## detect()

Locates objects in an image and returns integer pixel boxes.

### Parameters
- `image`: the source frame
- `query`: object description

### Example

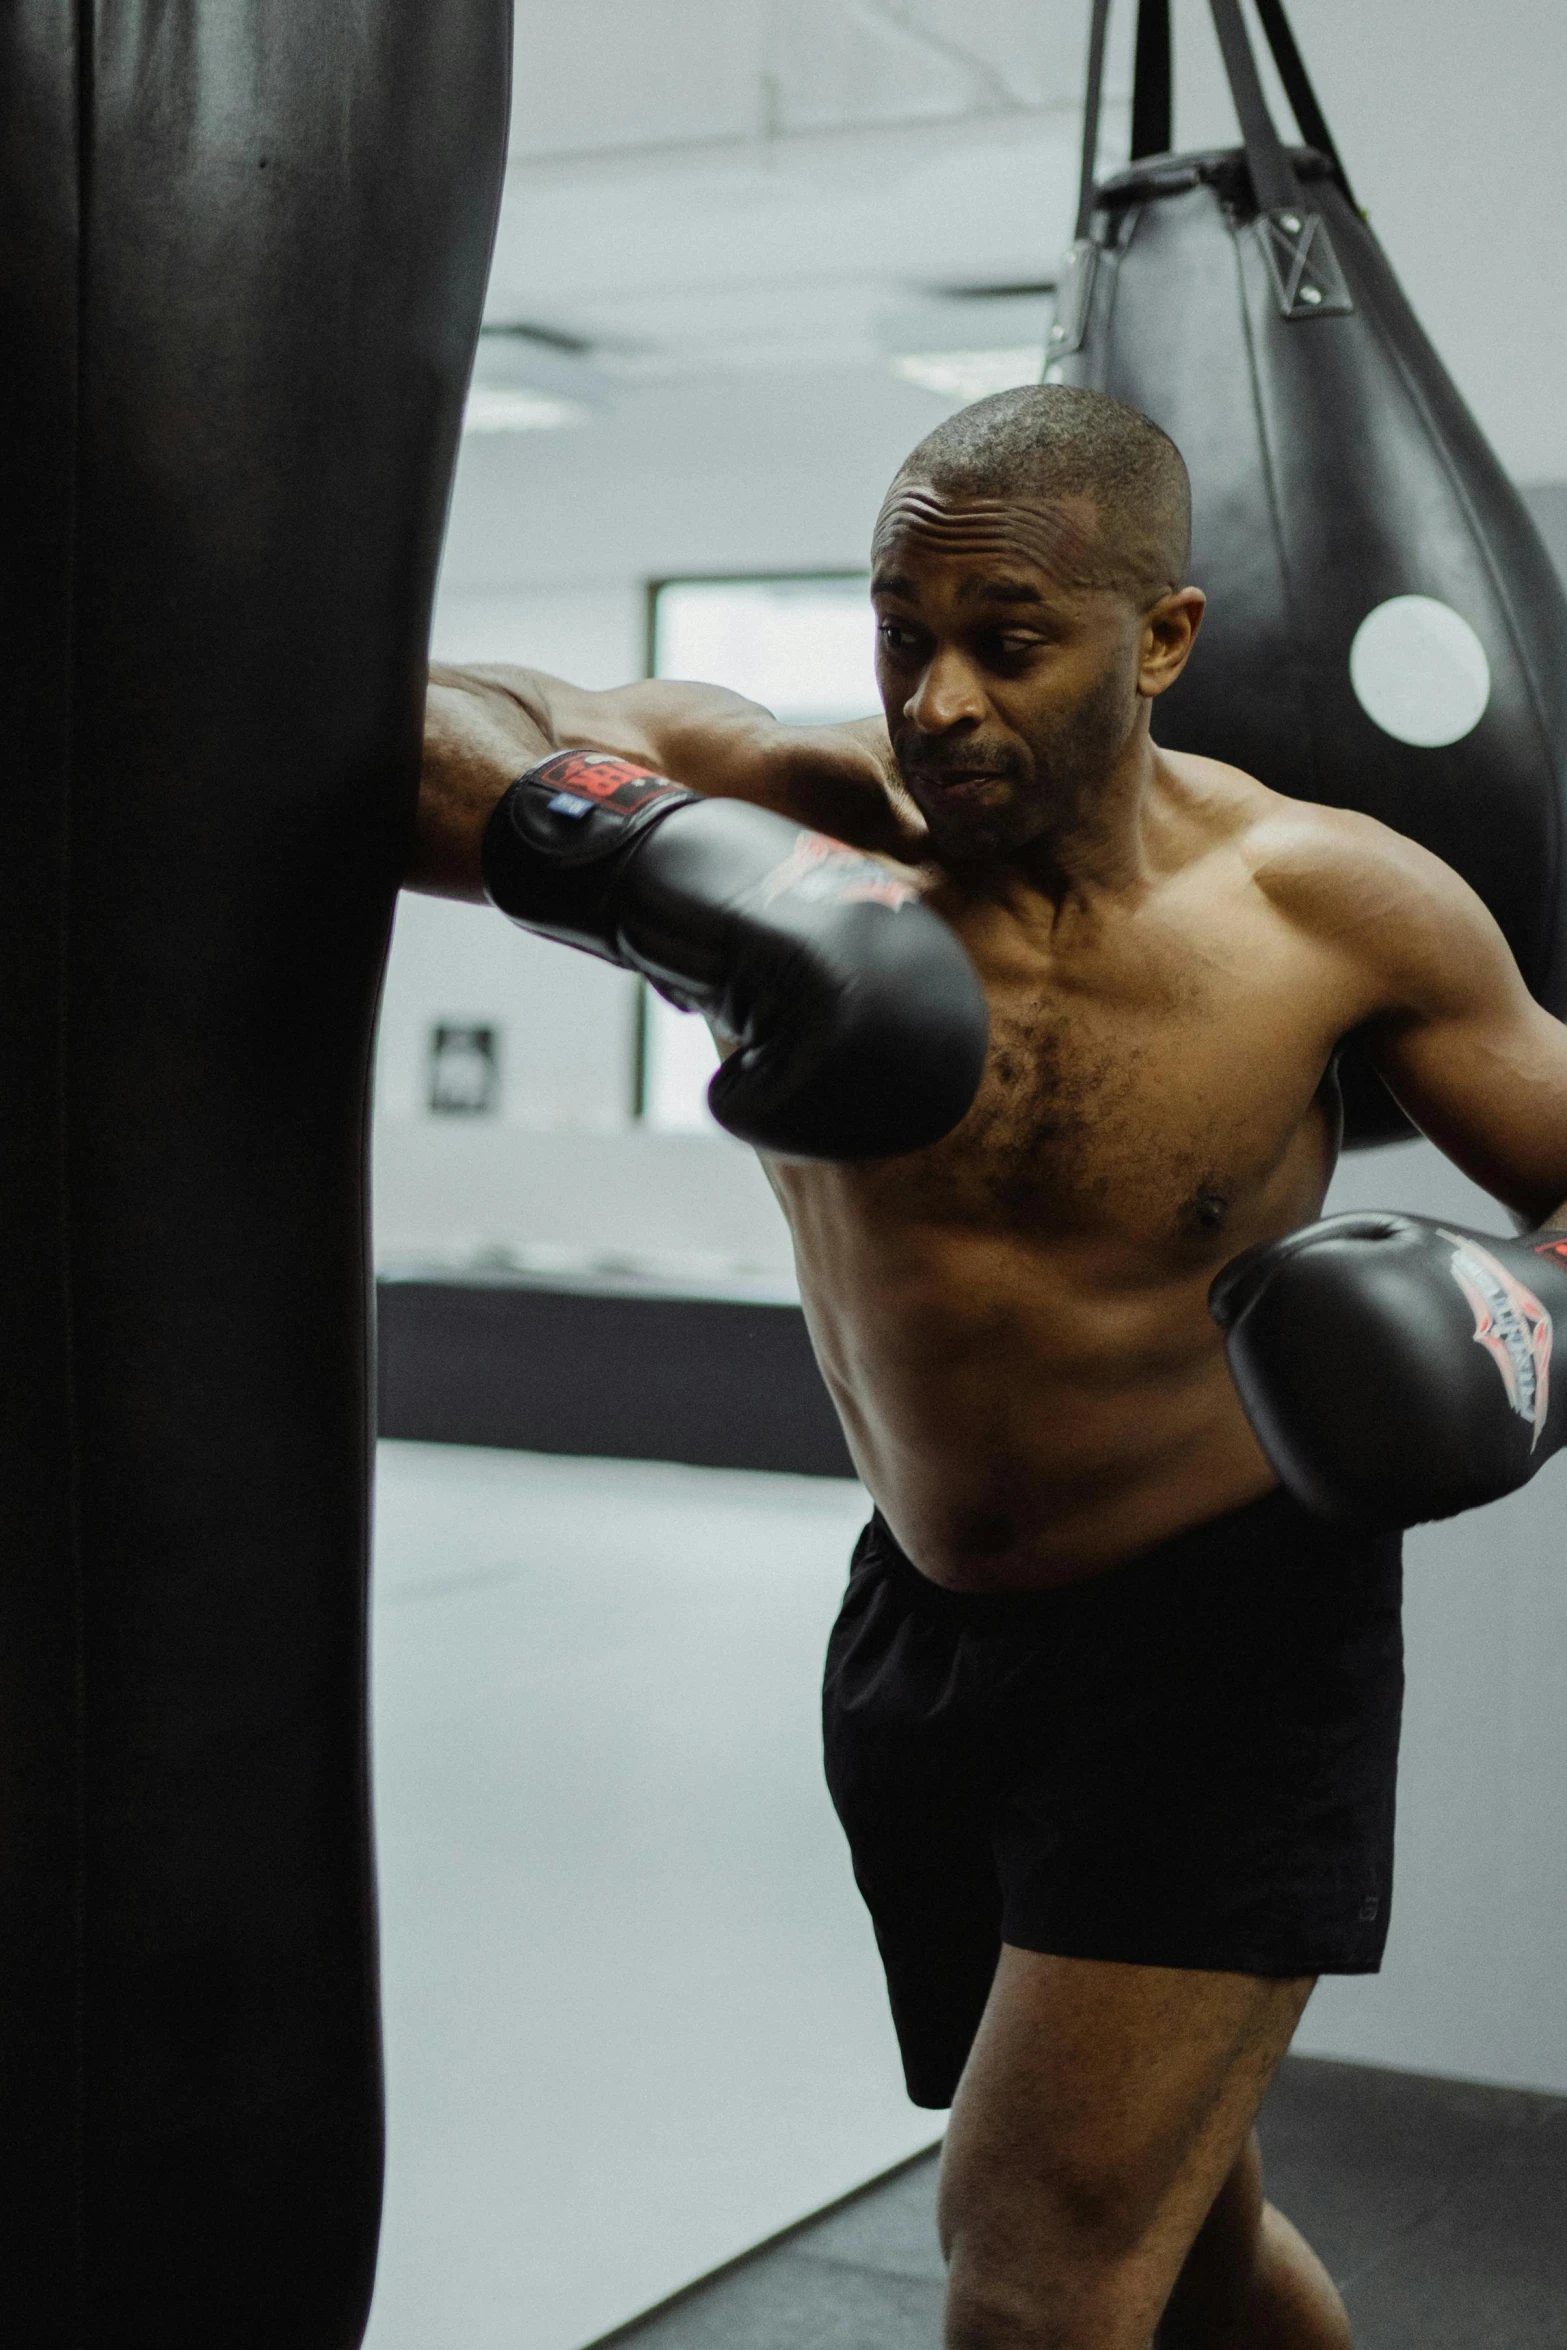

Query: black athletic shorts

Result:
[822,1489,1404,2109]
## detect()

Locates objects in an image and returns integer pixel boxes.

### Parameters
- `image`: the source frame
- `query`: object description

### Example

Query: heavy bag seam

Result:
[354,0,517,2192]
[65,0,93,2335]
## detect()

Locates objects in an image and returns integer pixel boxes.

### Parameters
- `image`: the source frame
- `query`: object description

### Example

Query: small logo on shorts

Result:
[1442,1233,1552,1448]
[1358,1896,1379,1923]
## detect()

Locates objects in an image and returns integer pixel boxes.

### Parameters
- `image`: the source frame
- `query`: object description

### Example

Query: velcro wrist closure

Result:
[481,750,695,960]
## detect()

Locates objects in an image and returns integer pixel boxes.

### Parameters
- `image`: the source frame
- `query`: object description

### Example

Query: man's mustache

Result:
[897,746,1031,786]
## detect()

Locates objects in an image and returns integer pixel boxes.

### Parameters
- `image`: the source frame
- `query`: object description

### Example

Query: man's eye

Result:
[877,623,921,654]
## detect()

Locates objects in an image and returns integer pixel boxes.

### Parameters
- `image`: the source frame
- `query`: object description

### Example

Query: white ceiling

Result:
[506,0,1092,158]
[473,0,1567,482]
[483,0,1111,383]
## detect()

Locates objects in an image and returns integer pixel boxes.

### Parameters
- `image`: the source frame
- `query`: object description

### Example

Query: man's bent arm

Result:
[410,662,913,901]
[1321,817,1567,1224]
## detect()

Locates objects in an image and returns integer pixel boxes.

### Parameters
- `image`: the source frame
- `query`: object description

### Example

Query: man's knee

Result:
[937,2117,1275,2350]
[943,2249,1159,2350]
[940,2167,1168,2350]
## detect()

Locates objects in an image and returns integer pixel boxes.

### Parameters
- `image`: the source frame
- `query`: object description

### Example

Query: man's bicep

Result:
[1366,869,1567,1220]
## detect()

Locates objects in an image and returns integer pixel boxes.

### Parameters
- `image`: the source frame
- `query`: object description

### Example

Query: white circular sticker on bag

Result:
[1349,595,1491,747]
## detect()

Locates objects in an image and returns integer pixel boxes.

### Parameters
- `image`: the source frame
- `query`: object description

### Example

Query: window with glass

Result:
[641,572,878,1130]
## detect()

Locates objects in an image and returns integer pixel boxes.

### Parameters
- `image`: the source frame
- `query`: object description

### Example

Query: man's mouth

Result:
[915,769,1009,801]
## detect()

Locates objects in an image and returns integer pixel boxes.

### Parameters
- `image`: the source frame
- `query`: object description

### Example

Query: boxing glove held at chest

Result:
[481,750,990,1159]
[1210,1212,1567,1526]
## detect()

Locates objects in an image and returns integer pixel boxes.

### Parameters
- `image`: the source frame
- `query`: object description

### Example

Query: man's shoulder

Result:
[1173,757,1495,1004]
[1158,749,1455,921]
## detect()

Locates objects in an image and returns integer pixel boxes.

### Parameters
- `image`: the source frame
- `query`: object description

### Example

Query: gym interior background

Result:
[366,5,1567,2346]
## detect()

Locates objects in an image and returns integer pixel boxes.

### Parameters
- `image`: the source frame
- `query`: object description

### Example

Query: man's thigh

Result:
[938,1946,1312,2343]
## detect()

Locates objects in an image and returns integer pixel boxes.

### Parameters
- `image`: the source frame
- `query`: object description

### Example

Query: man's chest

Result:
[890,896,1346,1244]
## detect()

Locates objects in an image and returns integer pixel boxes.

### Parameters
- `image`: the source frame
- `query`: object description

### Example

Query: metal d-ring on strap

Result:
[1057,0,1356,355]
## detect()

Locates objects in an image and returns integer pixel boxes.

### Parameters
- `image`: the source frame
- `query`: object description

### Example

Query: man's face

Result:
[870,481,1155,860]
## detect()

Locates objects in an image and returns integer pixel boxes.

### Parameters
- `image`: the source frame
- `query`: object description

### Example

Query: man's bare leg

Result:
[937,1948,1349,2350]
[1158,2131,1350,2348]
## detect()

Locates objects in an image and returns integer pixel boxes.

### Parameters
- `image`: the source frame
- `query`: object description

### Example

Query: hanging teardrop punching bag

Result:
[1049,0,1567,1144]
[0,5,507,2345]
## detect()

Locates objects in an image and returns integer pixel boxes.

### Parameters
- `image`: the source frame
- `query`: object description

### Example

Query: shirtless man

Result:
[412,385,1567,2349]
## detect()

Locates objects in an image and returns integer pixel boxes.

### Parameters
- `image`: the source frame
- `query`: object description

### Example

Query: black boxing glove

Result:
[481,749,989,1159]
[1210,1211,1567,1526]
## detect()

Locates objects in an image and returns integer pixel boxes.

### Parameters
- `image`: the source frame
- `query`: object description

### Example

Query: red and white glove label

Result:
[755,829,918,914]
[1443,1232,1552,1446]
[524,749,679,819]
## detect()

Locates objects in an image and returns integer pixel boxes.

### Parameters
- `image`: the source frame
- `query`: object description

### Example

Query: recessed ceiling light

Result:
[462,386,591,434]
[890,347,1043,404]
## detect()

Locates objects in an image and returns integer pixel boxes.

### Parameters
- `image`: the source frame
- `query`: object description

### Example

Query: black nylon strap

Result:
[1130,0,1171,159]
[1253,0,1356,203]
[1074,0,1113,239]
[1206,0,1299,212]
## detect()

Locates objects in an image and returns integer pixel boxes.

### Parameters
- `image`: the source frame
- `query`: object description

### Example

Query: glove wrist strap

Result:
[481,750,695,962]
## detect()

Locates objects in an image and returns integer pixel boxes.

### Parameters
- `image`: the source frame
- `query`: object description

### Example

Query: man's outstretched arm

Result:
[404,661,989,1163]
[411,662,913,901]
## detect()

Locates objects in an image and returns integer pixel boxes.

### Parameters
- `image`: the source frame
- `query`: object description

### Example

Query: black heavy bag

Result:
[1050,0,1567,1143]
[0,5,508,2344]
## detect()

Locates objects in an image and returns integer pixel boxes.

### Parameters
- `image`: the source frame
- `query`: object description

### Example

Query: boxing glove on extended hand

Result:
[1211,1212,1567,1526]
[481,750,989,1158]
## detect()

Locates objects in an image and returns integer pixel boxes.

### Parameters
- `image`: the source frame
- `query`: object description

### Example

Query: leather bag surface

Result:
[1051,0,1567,1143]
[0,4,509,2341]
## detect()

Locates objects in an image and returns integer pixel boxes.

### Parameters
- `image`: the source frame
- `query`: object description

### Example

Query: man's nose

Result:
[905,646,986,733]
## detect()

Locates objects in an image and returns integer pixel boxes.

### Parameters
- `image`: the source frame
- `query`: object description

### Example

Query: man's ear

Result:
[1138,586,1206,698]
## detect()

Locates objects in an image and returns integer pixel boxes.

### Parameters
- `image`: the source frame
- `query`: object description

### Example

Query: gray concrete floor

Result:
[363,1445,935,2350]
[604,2057,1567,2349]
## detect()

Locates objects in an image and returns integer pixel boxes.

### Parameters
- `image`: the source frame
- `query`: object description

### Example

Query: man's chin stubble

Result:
[921,806,1041,861]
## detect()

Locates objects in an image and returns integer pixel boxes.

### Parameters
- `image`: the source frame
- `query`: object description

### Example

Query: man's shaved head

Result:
[867,385,1206,862]
[878,384,1192,605]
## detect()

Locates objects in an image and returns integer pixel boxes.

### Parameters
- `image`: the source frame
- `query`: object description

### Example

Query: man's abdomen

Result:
[798,1239,1283,1592]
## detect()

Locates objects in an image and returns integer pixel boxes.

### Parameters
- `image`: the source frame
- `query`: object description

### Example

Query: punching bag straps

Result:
[1206,0,1355,320]
[1051,0,1355,369]
[1130,0,1172,162]
[1073,0,1351,217]
[1253,0,1357,206]
[1206,0,1300,213]
[1073,0,1113,242]
[1049,0,1113,370]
